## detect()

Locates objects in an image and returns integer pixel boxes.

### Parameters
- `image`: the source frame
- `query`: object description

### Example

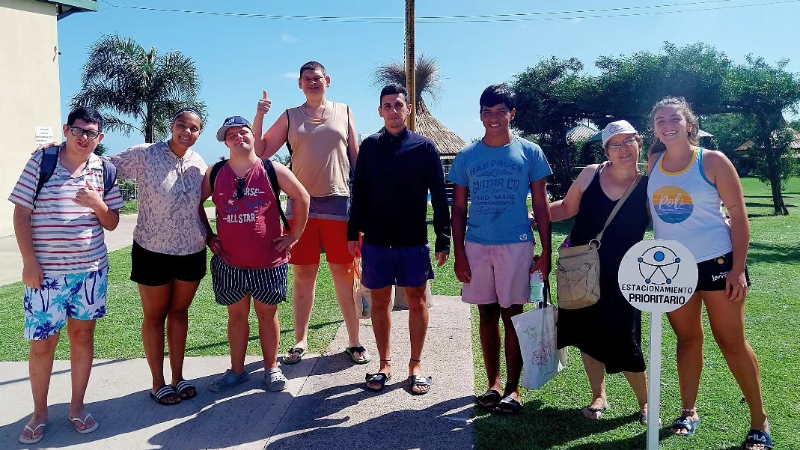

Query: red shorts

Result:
[288,218,354,265]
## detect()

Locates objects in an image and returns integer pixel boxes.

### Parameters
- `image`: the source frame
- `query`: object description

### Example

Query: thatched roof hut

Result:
[414,99,467,156]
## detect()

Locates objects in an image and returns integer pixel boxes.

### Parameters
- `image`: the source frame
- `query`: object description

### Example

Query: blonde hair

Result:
[648,96,699,157]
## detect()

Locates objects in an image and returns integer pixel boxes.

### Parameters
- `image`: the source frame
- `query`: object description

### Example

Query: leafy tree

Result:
[700,113,758,176]
[93,142,108,156]
[272,153,291,166]
[511,42,800,213]
[510,57,593,197]
[727,56,800,214]
[71,34,206,143]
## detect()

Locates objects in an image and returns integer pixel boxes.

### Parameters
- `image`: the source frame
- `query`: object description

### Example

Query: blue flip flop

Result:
[670,416,701,437]
[743,429,773,449]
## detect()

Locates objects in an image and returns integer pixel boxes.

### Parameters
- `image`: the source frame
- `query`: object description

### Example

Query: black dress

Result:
[556,169,649,374]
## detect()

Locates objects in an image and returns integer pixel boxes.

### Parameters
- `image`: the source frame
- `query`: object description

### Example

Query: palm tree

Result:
[373,54,466,156]
[71,34,206,143]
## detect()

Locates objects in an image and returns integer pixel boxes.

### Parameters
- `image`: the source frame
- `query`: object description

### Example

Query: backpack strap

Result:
[261,159,290,231]
[285,109,293,156]
[101,158,117,198]
[209,160,227,192]
[33,146,60,206]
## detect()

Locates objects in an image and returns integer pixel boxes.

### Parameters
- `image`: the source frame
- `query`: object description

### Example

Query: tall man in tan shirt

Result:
[253,61,369,365]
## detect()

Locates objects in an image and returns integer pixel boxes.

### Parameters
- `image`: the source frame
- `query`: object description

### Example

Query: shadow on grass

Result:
[473,400,658,450]
[747,242,800,265]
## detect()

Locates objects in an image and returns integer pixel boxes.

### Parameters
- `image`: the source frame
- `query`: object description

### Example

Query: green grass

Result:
[0,230,345,362]
[120,200,213,215]
[460,177,800,449]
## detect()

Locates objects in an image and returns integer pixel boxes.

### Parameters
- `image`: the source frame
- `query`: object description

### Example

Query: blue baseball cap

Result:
[216,116,252,142]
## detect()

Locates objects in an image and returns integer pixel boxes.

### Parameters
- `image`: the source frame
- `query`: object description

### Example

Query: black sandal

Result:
[365,373,391,392]
[173,380,197,400]
[408,375,433,395]
[493,396,522,414]
[476,389,503,409]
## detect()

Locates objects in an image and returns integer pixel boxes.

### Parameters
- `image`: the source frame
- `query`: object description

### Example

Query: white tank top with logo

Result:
[648,148,732,262]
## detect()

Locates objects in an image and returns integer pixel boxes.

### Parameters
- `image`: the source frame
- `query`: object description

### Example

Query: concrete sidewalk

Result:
[0,297,475,450]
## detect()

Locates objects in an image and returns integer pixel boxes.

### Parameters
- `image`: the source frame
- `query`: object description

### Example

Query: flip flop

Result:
[149,385,181,406]
[493,396,522,414]
[743,429,774,449]
[283,347,306,365]
[365,373,391,392]
[408,375,433,395]
[19,421,47,444]
[670,416,701,437]
[582,404,609,420]
[173,380,197,400]
[476,389,503,409]
[345,346,371,364]
[69,413,99,434]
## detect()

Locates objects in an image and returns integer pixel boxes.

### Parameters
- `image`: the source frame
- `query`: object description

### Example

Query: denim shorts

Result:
[361,243,434,290]
[23,267,109,340]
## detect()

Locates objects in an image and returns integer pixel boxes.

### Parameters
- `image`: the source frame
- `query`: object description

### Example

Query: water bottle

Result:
[529,271,544,303]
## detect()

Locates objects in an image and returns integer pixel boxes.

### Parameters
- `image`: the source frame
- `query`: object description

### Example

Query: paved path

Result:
[0,297,474,450]
[0,209,476,449]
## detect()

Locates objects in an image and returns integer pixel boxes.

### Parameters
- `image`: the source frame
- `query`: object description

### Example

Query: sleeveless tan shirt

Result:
[287,101,351,197]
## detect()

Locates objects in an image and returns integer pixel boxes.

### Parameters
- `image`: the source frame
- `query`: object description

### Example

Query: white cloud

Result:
[281,34,298,43]
[283,72,297,79]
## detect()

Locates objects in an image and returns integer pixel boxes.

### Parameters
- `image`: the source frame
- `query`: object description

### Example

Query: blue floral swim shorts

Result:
[23,267,109,340]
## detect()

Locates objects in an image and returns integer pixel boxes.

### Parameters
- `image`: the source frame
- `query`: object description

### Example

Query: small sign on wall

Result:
[35,127,54,146]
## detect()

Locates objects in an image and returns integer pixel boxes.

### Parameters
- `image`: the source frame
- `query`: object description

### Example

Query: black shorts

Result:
[130,241,207,286]
[211,255,288,306]
[696,251,751,292]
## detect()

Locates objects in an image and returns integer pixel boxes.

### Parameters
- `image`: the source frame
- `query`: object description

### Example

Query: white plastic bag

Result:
[511,302,567,390]
[353,258,372,319]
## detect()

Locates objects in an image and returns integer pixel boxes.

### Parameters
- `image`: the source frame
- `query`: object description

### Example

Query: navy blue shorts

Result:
[361,243,434,290]
[696,251,751,292]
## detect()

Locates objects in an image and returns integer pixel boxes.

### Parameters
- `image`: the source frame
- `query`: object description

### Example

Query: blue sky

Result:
[56,0,800,162]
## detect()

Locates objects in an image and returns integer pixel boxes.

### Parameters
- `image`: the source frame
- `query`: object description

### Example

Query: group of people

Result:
[10,60,772,450]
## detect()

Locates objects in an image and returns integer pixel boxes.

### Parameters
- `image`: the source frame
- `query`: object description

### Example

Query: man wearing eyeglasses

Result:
[199,116,309,393]
[10,106,124,444]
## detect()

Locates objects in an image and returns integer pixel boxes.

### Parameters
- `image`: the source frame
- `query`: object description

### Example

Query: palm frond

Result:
[373,53,442,105]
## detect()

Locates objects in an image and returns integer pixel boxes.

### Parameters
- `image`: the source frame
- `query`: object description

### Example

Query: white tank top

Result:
[648,148,732,262]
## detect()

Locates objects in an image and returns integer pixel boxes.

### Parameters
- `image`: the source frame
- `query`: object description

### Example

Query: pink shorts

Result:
[461,241,534,309]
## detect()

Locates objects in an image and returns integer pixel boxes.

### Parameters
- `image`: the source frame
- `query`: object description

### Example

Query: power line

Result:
[98,0,800,24]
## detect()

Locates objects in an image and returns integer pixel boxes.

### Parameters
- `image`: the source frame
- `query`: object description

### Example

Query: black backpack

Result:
[33,145,117,206]
[209,158,290,231]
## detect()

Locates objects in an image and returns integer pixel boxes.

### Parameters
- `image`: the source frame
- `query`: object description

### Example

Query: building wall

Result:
[0,0,61,236]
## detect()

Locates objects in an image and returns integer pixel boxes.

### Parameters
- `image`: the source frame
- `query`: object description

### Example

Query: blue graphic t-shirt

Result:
[448,137,552,245]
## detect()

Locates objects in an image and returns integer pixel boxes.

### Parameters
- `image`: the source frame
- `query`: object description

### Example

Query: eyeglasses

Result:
[608,137,637,151]
[67,126,100,140]
[236,178,246,200]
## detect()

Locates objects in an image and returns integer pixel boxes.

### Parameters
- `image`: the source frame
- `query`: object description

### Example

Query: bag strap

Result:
[101,158,116,198]
[34,146,60,205]
[261,159,290,231]
[285,109,293,155]
[594,169,641,243]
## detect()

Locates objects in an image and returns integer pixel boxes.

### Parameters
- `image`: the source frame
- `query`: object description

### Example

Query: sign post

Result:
[618,240,697,450]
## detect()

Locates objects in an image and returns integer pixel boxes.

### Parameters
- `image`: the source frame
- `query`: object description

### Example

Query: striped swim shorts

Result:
[210,255,288,306]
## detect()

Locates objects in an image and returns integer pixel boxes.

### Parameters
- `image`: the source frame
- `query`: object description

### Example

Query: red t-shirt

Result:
[213,161,288,269]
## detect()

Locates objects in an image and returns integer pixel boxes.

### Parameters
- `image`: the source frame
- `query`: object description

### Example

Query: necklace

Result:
[303,101,327,124]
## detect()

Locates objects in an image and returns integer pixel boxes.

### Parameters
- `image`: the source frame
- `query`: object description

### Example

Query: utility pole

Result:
[405,0,416,131]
